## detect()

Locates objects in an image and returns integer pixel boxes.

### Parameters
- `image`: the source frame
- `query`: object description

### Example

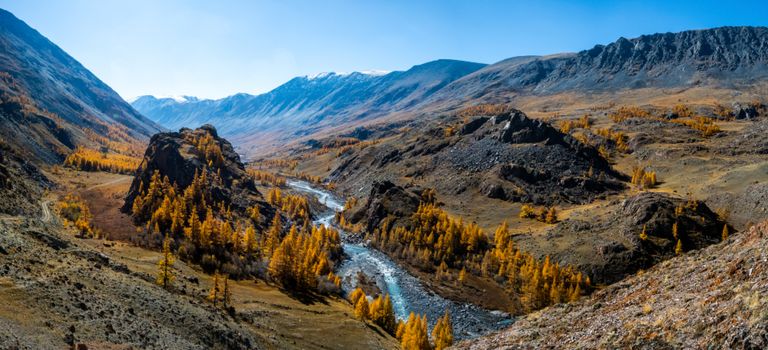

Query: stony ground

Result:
[453,221,768,349]
[0,171,398,350]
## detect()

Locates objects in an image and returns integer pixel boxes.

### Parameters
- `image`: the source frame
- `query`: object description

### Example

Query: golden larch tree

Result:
[156,235,175,289]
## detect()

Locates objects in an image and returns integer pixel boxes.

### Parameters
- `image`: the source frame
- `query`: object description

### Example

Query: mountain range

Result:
[133,26,768,157]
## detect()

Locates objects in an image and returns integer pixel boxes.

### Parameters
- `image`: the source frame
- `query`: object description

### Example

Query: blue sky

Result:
[1,0,767,100]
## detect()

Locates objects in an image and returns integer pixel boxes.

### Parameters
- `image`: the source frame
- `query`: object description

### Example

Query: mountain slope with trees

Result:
[0,9,162,164]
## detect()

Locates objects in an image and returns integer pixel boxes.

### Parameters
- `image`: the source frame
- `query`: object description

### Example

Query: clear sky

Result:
[1,0,767,100]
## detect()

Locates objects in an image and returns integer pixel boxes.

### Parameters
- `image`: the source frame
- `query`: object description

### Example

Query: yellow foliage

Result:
[156,235,175,289]
[639,224,648,241]
[247,169,286,186]
[372,201,587,314]
[64,147,141,174]
[519,204,557,224]
[58,193,96,237]
[400,313,430,350]
[369,294,397,334]
[631,166,657,189]
[609,105,651,122]
[268,224,341,290]
[672,104,695,118]
[354,296,369,320]
[559,115,591,133]
[432,311,453,350]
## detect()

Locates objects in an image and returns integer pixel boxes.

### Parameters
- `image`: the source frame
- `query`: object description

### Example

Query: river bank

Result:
[287,180,513,339]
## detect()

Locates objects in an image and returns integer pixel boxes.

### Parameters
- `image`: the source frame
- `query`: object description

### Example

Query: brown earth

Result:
[453,221,768,350]
[0,170,397,350]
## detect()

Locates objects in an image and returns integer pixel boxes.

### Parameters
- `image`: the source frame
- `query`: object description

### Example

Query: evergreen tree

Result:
[208,271,221,306]
[354,295,369,320]
[722,224,729,241]
[639,224,648,240]
[156,235,175,289]
[222,275,232,308]
[432,311,453,350]
[401,313,430,350]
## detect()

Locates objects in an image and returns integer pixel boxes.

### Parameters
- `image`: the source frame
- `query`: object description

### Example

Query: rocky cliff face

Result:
[122,125,261,214]
[456,221,768,349]
[432,26,768,105]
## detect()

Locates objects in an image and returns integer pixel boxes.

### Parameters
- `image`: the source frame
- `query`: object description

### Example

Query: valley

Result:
[288,180,512,338]
[1,4,768,349]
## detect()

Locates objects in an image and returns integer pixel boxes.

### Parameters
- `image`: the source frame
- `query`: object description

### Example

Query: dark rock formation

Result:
[122,125,261,214]
[347,181,421,233]
[434,109,626,205]
[537,192,727,284]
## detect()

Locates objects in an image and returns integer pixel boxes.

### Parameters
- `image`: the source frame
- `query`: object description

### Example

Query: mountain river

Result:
[287,180,513,339]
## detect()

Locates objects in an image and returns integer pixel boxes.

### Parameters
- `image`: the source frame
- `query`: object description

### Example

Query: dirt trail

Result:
[39,200,51,222]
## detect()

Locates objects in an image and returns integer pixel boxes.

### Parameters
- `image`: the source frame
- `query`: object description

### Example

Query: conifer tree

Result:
[349,287,366,306]
[675,239,683,255]
[396,319,406,341]
[545,207,558,224]
[569,283,581,302]
[369,294,397,334]
[672,222,679,240]
[432,311,453,350]
[222,275,232,308]
[401,313,430,350]
[722,224,729,241]
[208,271,221,306]
[156,235,175,289]
[354,295,369,320]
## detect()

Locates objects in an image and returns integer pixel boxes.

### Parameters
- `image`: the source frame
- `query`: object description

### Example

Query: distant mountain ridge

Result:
[0,8,162,163]
[134,26,768,156]
[132,59,487,153]
[430,26,768,105]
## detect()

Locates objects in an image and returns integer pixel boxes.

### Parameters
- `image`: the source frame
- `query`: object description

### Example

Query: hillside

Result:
[132,59,486,155]
[0,8,162,163]
[428,26,768,107]
[134,26,768,157]
[454,221,768,349]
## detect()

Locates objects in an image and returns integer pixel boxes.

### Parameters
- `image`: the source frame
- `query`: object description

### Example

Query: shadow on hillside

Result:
[281,288,331,306]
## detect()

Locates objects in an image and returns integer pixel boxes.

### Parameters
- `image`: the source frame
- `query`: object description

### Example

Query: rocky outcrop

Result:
[347,181,422,233]
[456,221,768,350]
[525,192,727,285]
[122,125,261,214]
[434,109,625,205]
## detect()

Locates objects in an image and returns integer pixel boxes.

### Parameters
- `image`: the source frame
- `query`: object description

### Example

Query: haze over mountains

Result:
[134,26,768,156]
